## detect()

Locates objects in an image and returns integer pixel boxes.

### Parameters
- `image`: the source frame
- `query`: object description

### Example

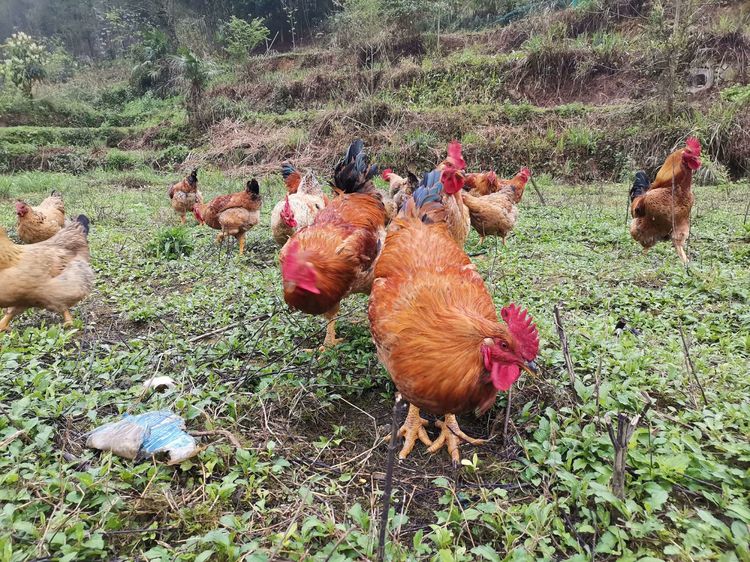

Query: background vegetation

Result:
[0,0,749,560]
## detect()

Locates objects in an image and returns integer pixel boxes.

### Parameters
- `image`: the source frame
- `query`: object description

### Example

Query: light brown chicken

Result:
[461,190,518,246]
[463,171,501,197]
[168,169,202,224]
[0,215,94,332]
[15,191,66,243]
[434,142,470,247]
[194,179,262,255]
[270,164,328,247]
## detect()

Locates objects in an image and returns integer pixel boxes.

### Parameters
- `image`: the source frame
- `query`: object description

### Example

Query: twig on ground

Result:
[501,387,513,444]
[190,429,243,449]
[377,394,407,562]
[605,396,652,499]
[530,177,547,206]
[553,304,576,389]
[677,322,708,407]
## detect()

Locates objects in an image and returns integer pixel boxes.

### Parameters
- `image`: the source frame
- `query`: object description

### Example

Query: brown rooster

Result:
[280,140,386,349]
[0,215,94,332]
[369,168,539,463]
[629,138,702,264]
[15,191,66,243]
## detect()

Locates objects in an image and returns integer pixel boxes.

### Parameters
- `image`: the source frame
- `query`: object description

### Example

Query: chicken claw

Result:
[62,310,74,327]
[427,414,484,465]
[397,405,433,460]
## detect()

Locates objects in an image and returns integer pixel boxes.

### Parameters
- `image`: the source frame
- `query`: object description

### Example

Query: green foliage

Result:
[721,84,750,106]
[219,16,270,61]
[146,225,194,259]
[1,32,48,98]
[156,144,189,167]
[103,148,140,171]
[129,29,172,96]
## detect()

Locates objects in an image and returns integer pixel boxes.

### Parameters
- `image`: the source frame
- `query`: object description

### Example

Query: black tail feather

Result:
[333,139,377,193]
[76,214,90,236]
[246,178,260,195]
[281,163,296,180]
[629,171,650,203]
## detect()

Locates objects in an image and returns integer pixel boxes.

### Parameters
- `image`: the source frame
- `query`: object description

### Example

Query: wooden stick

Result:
[677,322,708,406]
[377,394,407,562]
[529,177,546,206]
[189,429,243,449]
[553,304,576,387]
[606,398,652,499]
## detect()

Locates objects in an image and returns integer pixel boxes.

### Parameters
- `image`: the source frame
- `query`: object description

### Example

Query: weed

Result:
[146,225,194,259]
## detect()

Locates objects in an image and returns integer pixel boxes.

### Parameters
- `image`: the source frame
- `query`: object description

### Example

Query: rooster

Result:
[280,140,386,349]
[270,164,328,247]
[461,168,531,245]
[629,137,702,264]
[168,169,202,224]
[194,179,262,255]
[369,169,539,463]
[15,191,66,244]
[0,215,94,332]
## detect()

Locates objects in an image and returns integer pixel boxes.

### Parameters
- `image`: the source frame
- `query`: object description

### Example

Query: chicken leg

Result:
[321,306,342,349]
[0,307,26,332]
[427,414,485,464]
[397,405,433,460]
[237,233,246,256]
[62,310,74,327]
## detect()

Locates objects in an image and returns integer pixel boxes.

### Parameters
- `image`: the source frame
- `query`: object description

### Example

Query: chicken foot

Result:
[237,233,246,255]
[62,309,74,327]
[427,414,485,465]
[0,307,26,332]
[396,405,433,460]
[321,307,342,350]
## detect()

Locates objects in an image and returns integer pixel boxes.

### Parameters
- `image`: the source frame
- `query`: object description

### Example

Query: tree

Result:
[169,48,215,127]
[220,16,270,61]
[2,32,48,98]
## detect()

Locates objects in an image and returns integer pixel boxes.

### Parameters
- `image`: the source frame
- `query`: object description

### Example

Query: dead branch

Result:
[553,304,576,388]
[677,322,708,407]
[605,396,652,499]
[529,177,547,206]
[189,429,243,449]
[377,394,407,562]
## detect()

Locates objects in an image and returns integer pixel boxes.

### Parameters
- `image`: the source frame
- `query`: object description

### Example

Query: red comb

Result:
[520,167,531,178]
[381,168,393,181]
[500,304,539,361]
[447,141,466,171]
[686,137,701,155]
[487,171,498,184]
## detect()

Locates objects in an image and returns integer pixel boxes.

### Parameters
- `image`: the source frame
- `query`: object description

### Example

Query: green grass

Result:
[0,170,749,561]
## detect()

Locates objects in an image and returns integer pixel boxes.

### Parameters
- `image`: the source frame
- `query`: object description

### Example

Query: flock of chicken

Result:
[0,136,702,462]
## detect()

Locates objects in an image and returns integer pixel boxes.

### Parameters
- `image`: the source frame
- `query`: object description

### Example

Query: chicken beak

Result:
[522,360,539,378]
[283,280,297,293]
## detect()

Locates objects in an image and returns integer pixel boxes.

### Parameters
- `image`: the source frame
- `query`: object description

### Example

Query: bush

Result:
[220,16,269,61]
[156,144,189,167]
[104,149,140,170]
[146,226,194,259]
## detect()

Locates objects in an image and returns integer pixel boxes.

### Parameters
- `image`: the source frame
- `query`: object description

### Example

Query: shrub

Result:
[104,149,140,170]
[220,16,270,61]
[1,32,48,98]
[146,226,194,259]
[156,144,189,167]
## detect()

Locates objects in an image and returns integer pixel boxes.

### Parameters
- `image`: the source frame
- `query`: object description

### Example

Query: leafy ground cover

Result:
[0,169,749,561]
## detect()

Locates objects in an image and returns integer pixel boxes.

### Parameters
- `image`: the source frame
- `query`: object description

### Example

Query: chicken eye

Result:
[500,342,509,350]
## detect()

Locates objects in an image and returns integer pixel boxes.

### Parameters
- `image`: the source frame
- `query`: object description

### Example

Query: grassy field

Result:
[1,169,749,561]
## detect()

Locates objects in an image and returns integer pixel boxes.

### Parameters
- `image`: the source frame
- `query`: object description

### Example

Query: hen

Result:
[369,169,539,463]
[194,179,262,255]
[280,140,386,349]
[463,171,501,197]
[15,191,66,244]
[381,169,419,214]
[0,215,94,332]
[270,164,328,247]
[168,169,202,224]
[433,141,471,247]
[629,137,702,264]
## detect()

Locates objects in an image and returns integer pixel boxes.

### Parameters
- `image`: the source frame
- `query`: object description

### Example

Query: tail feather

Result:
[630,171,650,203]
[76,214,90,236]
[333,139,377,193]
